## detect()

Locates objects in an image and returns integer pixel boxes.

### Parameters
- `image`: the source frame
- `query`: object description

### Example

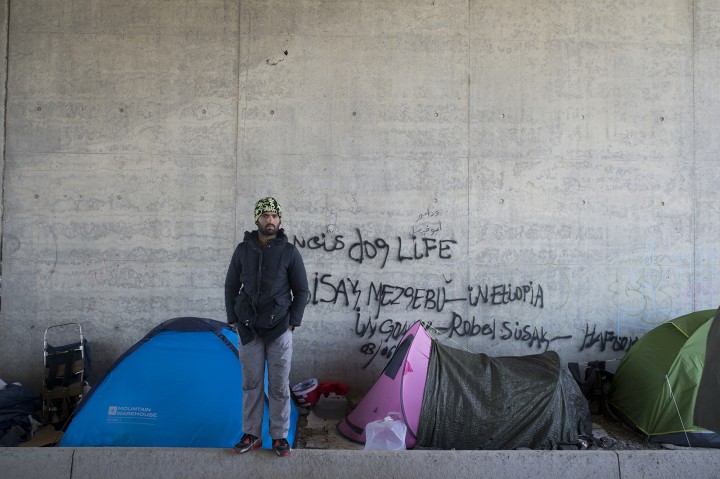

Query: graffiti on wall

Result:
[305,268,636,368]
[579,323,639,353]
[435,312,572,352]
[293,228,456,269]
[307,271,550,367]
[309,273,544,317]
[609,240,691,329]
[295,218,640,368]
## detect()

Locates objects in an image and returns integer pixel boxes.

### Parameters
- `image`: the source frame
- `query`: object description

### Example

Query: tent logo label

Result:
[107,406,158,419]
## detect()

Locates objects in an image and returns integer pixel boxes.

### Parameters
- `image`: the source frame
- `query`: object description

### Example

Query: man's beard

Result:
[258,223,278,237]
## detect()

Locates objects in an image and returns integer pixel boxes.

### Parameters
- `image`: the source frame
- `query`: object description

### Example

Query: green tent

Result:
[696,310,720,433]
[607,309,720,448]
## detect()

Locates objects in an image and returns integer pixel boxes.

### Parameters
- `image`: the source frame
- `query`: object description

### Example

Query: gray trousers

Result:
[238,329,293,440]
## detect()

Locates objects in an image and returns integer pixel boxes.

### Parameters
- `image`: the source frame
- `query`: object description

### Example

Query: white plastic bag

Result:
[364,413,407,450]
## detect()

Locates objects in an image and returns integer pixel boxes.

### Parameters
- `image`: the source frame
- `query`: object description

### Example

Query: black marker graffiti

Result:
[412,221,442,237]
[309,273,544,319]
[292,233,345,252]
[354,314,414,368]
[416,206,441,223]
[579,323,638,352]
[310,273,361,308]
[468,282,544,308]
[365,281,466,318]
[293,228,456,269]
[435,312,573,352]
[308,272,551,366]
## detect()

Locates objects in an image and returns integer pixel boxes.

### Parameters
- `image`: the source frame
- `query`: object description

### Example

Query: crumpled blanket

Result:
[0,383,42,446]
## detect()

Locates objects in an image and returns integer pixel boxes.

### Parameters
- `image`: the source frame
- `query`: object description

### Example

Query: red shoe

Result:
[232,434,261,454]
[272,438,291,457]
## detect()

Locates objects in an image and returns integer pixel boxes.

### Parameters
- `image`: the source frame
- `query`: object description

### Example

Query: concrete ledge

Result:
[72,448,619,479]
[1,448,718,479]
[617,450,720,479]
[1,447,73,479]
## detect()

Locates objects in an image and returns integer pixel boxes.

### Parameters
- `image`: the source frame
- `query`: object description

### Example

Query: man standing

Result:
[225,197,309,457]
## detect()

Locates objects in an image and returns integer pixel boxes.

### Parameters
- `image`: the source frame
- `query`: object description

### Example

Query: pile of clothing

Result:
[0,379,42,446]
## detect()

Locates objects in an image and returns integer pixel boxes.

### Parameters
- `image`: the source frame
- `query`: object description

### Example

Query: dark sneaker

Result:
[272,438,291,457]
[232,434,261,454]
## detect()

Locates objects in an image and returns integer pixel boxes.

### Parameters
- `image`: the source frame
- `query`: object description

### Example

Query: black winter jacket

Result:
[224,229,309,345]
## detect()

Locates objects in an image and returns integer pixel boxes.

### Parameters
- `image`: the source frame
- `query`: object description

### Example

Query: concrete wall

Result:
[0,0,718,394]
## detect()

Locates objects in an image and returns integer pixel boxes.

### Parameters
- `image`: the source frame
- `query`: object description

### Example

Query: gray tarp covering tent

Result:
[417,340,592,450]
[695,308,720,433]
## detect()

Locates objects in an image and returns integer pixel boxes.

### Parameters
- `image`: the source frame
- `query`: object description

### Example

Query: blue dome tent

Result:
[59,317,298,448]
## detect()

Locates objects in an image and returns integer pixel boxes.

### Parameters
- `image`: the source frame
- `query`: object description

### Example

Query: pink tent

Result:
[338,321,592,450]
[337,321,431,448]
